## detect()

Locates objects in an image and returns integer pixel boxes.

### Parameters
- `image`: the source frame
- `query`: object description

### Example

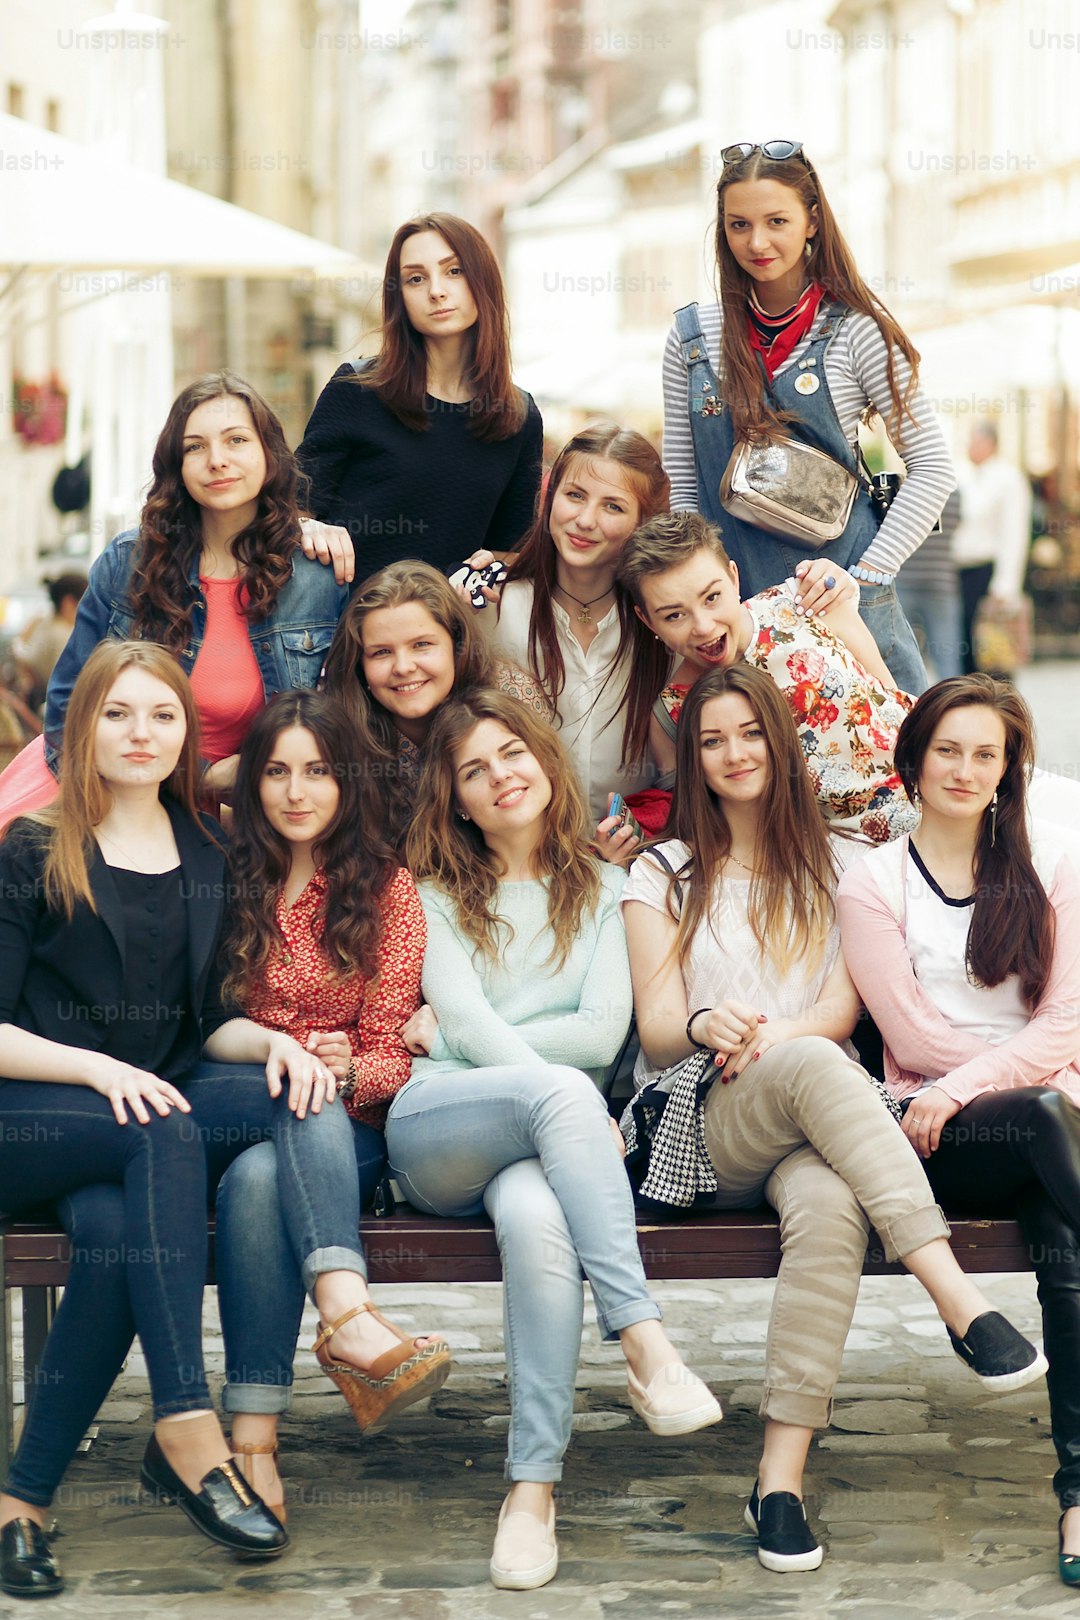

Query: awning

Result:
[0,114,378,286]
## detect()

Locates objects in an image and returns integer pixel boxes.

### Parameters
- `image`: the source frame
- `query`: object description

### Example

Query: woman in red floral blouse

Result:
[211,689,449,1523]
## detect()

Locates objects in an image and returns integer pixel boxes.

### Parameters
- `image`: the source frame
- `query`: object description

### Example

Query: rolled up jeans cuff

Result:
[595,1298,662,1342]
[876,1202,950,1265]
[301,1245,368,1300]
[221,1381,291,1416]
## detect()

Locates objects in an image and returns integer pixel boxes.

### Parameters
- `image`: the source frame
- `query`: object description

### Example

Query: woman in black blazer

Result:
[0,641,345,1595]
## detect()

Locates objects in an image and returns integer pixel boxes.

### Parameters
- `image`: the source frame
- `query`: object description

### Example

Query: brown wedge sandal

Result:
[232,1440,287,1528]
[312,1302,452,1435]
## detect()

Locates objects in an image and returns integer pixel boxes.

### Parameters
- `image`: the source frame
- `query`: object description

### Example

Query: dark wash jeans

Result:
[907,1088,1080,1508]
[1,1062,368,1506]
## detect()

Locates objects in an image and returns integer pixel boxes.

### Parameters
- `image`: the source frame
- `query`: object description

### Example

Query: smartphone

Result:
[607,793,644,841]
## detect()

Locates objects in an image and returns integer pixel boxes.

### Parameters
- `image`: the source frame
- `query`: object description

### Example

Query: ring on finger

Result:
[824,574,837,590]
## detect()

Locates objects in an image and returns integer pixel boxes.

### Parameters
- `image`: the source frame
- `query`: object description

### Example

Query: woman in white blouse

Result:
[622,662,1045,1574]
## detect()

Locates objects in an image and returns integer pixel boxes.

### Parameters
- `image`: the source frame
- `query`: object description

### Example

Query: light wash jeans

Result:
[385,1063,661,1483]
[185,1065,384,1415]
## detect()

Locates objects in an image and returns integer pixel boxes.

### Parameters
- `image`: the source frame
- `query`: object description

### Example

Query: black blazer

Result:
[0,798,229,1082]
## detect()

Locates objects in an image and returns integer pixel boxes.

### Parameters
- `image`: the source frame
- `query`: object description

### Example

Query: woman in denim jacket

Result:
[44,373,350,803]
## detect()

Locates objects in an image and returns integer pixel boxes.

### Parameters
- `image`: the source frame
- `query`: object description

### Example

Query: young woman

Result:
[322,559,549,847]
[618,511,918,842]
[479,422,671,830]
[206,690,449,1523]
[297,213,543,576]
[43,371,351,802]
[836,676,1080,1587]
[663,140,954,693]
[388,691,722,1591]
[0,642,290,1597]
[622,663,1046,1574]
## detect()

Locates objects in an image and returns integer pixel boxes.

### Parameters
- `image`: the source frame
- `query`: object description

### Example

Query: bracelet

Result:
[339,1059,358,1101]
[686,1008,713,1050]
[848,562,895,586]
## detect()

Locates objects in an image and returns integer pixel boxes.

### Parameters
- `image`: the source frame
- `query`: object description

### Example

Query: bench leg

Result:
[0,1236,12,1474]
[22,1287,55,1397]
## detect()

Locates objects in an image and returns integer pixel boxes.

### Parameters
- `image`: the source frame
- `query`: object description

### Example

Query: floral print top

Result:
[656,581,919,844]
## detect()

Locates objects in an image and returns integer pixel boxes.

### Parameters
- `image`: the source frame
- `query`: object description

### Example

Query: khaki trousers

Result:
[702,1035,948,1429]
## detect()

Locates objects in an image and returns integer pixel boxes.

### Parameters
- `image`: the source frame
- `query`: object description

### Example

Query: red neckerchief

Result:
[746,281,825,382]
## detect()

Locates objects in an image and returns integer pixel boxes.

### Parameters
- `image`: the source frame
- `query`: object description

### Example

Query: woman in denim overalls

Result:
[662,141,956,696]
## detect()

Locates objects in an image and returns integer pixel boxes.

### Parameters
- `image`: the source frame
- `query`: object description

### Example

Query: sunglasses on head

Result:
[721,140,807,167]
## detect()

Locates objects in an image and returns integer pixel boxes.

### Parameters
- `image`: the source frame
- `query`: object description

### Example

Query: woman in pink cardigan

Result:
[836,674,1080,1590]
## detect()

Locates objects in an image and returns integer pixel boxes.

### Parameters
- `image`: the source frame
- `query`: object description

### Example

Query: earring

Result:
[990,789,998,847]
[804,239,814,259]
[913,786,922,814]
[458,810,470,822]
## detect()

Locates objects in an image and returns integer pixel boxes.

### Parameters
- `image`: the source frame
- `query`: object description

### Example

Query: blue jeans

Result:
[214,1117,386,1414]
[858,583,929,695]
[0,1082,212,1506]
[897,578,964,680]
[385,1064,661,1483]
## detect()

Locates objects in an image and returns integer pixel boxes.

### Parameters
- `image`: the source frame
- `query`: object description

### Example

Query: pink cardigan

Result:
[836,832,1080,1107]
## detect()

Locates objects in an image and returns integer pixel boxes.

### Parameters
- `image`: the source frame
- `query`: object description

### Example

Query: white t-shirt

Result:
[904,842,1028,1087]
[622,838,850,1081]
[491,580,657,825]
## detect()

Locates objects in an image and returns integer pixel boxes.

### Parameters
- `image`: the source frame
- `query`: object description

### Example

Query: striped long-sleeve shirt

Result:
[661,301,956,578]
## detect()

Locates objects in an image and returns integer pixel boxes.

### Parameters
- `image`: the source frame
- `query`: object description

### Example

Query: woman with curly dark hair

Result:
[43,373,350,804]
[296,213,543,575]
[207,689,450,1525]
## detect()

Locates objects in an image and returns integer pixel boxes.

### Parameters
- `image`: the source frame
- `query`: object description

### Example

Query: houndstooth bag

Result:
[620,1048,719,1208]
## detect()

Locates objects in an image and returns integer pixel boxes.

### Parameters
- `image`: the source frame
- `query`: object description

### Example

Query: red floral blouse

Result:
[244,865,425,1126]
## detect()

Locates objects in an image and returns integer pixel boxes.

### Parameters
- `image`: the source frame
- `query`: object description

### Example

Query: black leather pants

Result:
[912,1088,1080,1509]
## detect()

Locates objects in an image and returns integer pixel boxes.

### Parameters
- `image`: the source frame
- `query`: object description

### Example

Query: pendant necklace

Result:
[557,584,613,625]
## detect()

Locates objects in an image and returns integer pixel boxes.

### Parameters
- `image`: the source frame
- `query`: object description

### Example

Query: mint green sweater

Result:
[409,866,631,1085]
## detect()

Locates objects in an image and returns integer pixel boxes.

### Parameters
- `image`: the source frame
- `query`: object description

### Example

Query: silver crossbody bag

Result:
[719,434,859,549]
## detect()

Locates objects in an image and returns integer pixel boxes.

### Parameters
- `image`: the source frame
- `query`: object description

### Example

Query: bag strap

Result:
[646,843,685,913]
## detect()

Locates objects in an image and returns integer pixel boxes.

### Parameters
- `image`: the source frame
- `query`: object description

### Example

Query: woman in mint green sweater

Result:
[389,690,721,1592]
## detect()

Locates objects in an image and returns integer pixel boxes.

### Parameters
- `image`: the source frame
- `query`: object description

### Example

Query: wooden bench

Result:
[0,1208,1033,1471]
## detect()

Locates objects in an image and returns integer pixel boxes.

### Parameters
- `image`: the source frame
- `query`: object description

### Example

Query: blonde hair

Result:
[27,641,202,917]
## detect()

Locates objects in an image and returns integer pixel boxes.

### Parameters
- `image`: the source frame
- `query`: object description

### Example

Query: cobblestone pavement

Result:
[6,1273,1076,1620]
[4,660,1079,1620]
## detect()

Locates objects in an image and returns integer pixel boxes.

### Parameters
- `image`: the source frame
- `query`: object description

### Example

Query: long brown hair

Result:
[894,675,1054,1007]
[405,691,600,969]
[22,641,202,918]
[131,372,302,652]
[221,690,399,1008]
[665,664,837,976]
[322,560,498,842]
[359,213,525,442]
[502,423,671,768]
[714,148,921,445]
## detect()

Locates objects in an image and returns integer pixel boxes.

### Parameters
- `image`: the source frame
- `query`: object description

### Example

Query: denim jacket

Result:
[44,529,348,766]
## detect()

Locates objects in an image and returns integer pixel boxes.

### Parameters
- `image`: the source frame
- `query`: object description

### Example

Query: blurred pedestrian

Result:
[952,423,1032,674]
[12,571,87,713]
[297,213,543,578]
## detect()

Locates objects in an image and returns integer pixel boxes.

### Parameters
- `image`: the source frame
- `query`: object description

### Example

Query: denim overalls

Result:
[673,301,927,694]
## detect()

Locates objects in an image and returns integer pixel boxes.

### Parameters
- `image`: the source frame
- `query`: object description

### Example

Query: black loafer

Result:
[948,1311,1049,1391]
[140,1433,288,1558]
[745,1482,823,1572]
[0,1517,64,1598]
